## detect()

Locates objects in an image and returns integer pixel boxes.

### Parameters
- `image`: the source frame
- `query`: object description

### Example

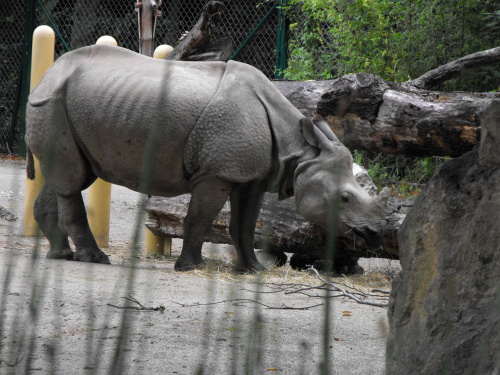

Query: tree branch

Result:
[239,274,390,308]
[306,268,389,308]
[165,1,225,61]
[405,46,500,90]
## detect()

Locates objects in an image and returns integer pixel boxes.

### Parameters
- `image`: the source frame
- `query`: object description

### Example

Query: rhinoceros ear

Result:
[300,118,334,151]
[312,119,337,141]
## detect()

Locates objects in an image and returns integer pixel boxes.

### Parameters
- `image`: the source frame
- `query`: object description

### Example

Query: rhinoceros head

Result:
[294,118,389,248]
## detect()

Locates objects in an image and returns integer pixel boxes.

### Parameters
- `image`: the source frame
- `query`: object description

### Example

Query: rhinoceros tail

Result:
[27,148,35,180]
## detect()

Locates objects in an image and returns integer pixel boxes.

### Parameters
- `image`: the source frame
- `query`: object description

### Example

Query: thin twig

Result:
[171,298,322,310]
[371,288,391,295]
[307,268,388,308]
[107,295,165,312]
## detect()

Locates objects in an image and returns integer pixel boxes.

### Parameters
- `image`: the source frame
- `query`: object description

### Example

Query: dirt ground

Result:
[0,158,399,374]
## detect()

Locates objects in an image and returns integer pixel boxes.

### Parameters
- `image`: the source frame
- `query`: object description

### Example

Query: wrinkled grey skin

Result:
[26,45,388,271]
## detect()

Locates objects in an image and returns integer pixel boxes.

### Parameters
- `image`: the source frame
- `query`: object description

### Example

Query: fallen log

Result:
[274,73,500,157]
[145,194,411,264]
[273,47,500,157]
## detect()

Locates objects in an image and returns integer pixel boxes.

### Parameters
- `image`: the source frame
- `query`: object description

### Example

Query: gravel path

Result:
[0,158,397,374]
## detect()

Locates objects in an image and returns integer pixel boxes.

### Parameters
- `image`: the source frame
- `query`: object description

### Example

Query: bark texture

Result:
[165,1,226,61]
[274,74,500,157]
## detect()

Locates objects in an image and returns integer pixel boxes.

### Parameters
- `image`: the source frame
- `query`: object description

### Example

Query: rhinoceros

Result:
[26,45,388,271]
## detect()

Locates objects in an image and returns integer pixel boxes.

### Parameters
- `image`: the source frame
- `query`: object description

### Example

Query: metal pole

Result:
[275,0,287,79]
[136,0,162,56]
[230,2,278,61]
[37,0,71,52]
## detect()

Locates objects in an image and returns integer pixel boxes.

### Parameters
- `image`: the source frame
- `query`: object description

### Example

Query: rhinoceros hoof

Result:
[73,249,111,264]
[46,247,74,260]
[312,259,364,275]
[174,257,205,271]
[232,261,266,274]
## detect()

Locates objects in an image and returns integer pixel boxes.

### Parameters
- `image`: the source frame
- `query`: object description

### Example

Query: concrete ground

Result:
[0,158,399,374]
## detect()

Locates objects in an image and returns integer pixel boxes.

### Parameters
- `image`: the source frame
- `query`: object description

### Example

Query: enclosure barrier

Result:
[86,36,118,248]
[144,44,174,256]
[23,25,55,237]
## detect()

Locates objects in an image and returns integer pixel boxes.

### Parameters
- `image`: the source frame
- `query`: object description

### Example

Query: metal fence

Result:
[1,0,26,155]
[1,0,285,155]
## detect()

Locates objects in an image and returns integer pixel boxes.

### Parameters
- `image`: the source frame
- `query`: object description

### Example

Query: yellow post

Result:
[143,44,175,256]
[23,25,55,237]
[87,36,118,248]
[153,44,174,59]
[163,236,172,256]
[145,228,164,256]
[87,178,112,248]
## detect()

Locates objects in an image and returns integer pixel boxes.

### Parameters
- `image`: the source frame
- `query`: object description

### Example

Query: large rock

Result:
[386,100,500,374]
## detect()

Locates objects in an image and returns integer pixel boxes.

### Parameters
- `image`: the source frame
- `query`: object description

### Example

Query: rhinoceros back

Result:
[27,45,228,195]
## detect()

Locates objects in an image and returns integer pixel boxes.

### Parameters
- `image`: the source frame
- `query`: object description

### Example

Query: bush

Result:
[285,0,500,92]
[353,151,449,198]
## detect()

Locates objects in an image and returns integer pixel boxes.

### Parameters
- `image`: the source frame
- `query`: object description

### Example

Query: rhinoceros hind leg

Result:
[34,184,74,260]
[175,177,233,271]
[229,182,266,273]
[56,193,110,265]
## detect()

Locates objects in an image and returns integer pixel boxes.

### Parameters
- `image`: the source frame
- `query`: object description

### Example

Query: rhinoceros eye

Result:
[340,191,353,203]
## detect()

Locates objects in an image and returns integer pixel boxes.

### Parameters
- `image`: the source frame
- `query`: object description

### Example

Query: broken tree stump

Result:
[165,1,229,61]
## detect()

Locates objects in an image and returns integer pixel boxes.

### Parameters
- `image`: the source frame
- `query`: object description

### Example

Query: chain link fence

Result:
[1,0,283,155]
[1,0,26,155]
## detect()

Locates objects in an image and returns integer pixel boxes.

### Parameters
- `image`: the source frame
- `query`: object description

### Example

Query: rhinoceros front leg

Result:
[34,184,73,260]
[175,176,233,271]
[55,193,110,264]
[229,182,265,272]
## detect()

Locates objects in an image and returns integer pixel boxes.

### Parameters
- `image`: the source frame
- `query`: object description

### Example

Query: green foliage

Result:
[285,0,500,91]
[353,151,448,198]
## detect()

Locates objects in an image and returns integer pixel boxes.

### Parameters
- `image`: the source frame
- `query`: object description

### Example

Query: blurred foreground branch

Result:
[107,295,165,313]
